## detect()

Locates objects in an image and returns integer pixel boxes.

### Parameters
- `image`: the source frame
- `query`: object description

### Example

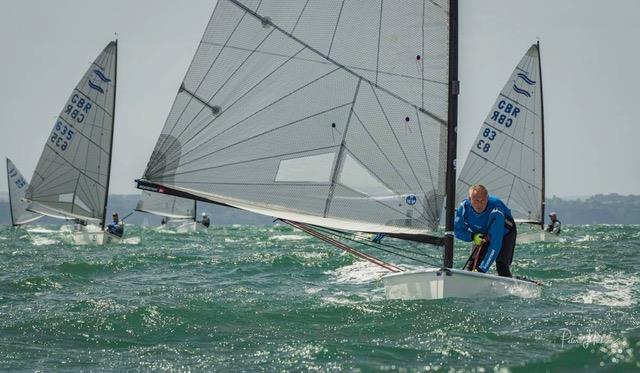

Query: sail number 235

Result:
[50,121,75,151]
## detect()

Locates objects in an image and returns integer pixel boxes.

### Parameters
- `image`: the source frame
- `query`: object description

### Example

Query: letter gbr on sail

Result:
[25,42,117,227]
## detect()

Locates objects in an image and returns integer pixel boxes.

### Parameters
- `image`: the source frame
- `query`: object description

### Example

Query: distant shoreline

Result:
[2,193,639,225]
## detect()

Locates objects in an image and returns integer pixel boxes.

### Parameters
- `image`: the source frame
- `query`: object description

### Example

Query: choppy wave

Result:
[0,224,638,371]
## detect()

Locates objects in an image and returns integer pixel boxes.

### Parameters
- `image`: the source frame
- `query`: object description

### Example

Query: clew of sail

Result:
[456,44,544,225]
[25,42,117,226]
[6,158,42,226]
[135,190,196,220]
[139,0,450,236]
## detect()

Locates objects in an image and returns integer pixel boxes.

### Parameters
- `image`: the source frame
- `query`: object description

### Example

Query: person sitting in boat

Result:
[73,218,87,231]
[545,212,561,235]
[200,212,210,228]
[107,212,124,237]
[454,184,517,277]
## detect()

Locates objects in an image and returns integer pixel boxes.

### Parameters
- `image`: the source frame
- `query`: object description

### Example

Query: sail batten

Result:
[25,42,117,224]
[456,44,544,224]
[141,0,450,234]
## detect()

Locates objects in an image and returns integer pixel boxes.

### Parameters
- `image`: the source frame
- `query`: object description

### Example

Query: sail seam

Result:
[149,5,252,169]
[327,0,345,57]
[460,152,541,190]
[323,78,362,218]
[200,41,447,86]
[349,109,430,217]
[167,99,352,173]
[370,83,434,220]
[166,26,279,159]
[482,121,540,155]
[226,0,445,123]
[150,47,314,173]
[155,145,340,179]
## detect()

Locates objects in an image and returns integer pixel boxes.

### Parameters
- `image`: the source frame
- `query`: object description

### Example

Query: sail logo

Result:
[405,194,417,205]
[512,72,536,97]
[88,69,111,94]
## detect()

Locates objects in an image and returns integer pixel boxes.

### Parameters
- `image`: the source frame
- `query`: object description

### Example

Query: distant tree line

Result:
[1,193,639,226]
[546,194,640,224]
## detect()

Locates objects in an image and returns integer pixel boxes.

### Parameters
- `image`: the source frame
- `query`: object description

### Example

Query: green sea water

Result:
[0,224,638,371]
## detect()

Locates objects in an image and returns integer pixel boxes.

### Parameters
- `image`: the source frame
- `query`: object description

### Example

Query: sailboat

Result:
[135,190,204,233]
[25,41,119,245]
[135,0,540,300]
[6,158,42,226]
[456,42,558,244]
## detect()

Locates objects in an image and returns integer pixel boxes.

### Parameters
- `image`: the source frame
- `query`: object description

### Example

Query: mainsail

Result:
[6,158,42,226]
[456,43,544,225]
[135,191,196,220]
[138,0,452,237]
[25,41,118,227]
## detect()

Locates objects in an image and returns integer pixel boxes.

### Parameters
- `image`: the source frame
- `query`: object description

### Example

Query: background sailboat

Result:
[456,42,557,243]
[6,158,42,226]
[135,191,203,233]
[25,41,118,245]
[135,0,539,299]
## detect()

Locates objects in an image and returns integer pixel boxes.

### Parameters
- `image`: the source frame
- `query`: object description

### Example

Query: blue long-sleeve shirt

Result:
[454,196,514,272]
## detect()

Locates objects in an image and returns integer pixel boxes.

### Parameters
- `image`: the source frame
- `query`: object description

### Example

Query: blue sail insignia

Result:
[93,69,111,83]
[517,72,536,85]
[88,81,105,94]
[512,84,531,97]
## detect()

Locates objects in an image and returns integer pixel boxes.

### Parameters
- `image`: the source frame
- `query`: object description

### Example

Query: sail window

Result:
[338,154,394,197]
[74,198,92,213]
[275,153,336,183]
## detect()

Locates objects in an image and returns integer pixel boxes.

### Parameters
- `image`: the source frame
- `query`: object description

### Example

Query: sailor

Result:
[546,212,561,235]
[73,218,87,231]
[454,184,517,277]
[107,212,124,237]
[200,212,210,228]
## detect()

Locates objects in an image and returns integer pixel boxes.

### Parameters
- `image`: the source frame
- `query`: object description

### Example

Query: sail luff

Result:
[101,40,118,229]
[6,158,15,226]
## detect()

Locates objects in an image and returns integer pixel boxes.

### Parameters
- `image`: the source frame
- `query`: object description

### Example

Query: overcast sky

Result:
[1,0,638,198]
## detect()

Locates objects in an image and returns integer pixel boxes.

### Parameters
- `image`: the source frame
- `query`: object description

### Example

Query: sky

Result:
[1,0,638,198]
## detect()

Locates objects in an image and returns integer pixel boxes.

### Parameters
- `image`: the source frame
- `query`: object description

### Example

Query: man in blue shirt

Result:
[454,185,517,277]
[107,212,124,237]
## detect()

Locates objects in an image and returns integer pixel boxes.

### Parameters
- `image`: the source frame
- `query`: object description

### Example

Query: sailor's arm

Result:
[454,204,473,242]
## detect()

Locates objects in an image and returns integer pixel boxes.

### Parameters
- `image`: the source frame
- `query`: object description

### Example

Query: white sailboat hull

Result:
[516,230,561,244]
[381,268,541,300]
[162,220,207,233]
[71,225,122,245]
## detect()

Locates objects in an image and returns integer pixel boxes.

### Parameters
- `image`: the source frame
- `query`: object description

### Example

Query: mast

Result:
[101,39,118,229]
[443,0,459,268]
[537,40,546,228]
[6,158,16,226]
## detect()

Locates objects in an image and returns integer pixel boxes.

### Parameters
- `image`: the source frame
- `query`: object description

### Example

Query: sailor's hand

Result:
[472,233,485,245]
